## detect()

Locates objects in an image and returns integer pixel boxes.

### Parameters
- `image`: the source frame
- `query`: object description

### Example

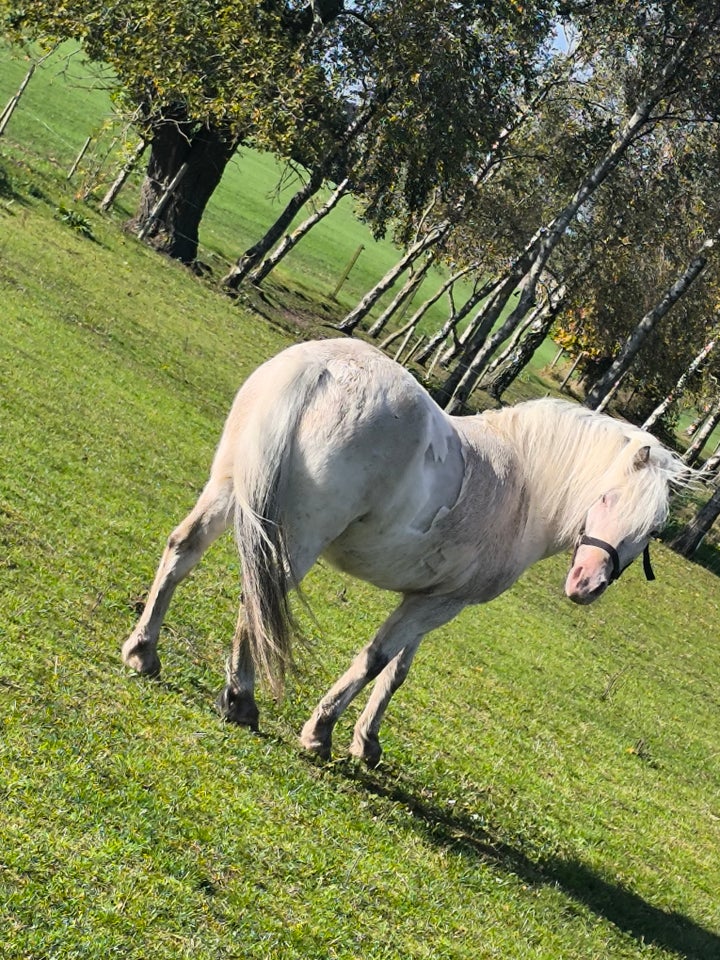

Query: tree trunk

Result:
[367,255,434,338]
[585,229,720,409]
[700,438,720,475]
[482,284,566,400]
[130,119,238,264]
[0,61,36,137]
[442,270,551,411]
[248,177,350,285]
[336,223,450,334]
[412,264,486,364]
[670,484,720,557]
[642,337,717,430]
[438,281,509,371]
[684,396,720,465]
[438,244,540,369]
[223,165,325,288]
[224,99,378,288]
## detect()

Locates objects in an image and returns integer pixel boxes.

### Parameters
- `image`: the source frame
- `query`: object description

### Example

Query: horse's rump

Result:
[219,339,465,690]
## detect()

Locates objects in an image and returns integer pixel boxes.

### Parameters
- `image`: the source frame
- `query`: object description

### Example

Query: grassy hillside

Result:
[0,42,462,335]
[2,43,720,960]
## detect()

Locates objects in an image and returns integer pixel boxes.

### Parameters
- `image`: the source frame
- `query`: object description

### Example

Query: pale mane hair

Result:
[483,398,693,544]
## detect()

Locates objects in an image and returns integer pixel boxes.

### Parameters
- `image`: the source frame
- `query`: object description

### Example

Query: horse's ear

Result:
[633,445,651,470]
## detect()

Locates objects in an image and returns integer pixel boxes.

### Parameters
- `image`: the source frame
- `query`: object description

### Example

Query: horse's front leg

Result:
[299,594,464,762]
[122,478,234,676]
[216,607,260,729]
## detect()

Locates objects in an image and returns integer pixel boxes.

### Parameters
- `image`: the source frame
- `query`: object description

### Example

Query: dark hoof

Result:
[216,686,260,730]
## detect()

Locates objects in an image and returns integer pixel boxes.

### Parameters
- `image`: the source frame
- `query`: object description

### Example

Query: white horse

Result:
[122,338,691,764]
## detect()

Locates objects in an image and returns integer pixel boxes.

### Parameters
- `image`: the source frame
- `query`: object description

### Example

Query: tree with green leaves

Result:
[554,116,720,423]
[436,2,720,413]
[3,0,347,264]
[3,0,557,272]
[584,227,720,410]
[671,483,720,557]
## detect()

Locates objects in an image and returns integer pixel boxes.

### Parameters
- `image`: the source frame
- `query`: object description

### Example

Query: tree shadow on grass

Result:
[328,760,720,960]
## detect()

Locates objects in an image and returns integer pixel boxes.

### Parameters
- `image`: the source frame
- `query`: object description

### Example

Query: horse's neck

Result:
[456,408,585,556]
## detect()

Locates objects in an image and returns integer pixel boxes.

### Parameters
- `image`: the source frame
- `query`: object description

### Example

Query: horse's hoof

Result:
[121,637,161,677]
[349,732,382,768]
[216,686,260,730]
[299,720,332,760]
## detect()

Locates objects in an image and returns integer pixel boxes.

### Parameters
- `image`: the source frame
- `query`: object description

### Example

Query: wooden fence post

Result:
[330,244,364,300]
[0,62,36,138]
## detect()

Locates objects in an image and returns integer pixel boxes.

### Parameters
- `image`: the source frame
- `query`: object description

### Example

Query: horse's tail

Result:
[232,353,326,697]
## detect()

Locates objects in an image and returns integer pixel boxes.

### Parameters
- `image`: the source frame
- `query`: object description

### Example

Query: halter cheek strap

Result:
[642,544,656,581]
[575,536,655,583]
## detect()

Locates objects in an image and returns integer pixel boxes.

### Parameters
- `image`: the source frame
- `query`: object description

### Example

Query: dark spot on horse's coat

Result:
[169,517,204,552]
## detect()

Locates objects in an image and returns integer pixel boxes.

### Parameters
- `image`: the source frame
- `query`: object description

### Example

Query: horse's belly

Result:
[322,527,474,595]
[322,514,525,601]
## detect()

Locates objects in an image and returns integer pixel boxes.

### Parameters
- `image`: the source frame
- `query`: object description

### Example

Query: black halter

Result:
[575,535,655,583]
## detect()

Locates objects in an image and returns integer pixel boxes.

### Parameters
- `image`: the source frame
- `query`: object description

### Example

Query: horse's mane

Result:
[482,398,695,543]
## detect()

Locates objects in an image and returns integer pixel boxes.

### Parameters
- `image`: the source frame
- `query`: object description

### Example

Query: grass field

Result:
[2,42,720,960]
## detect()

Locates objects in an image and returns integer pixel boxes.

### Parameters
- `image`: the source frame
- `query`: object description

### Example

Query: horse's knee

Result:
[216,685,260,731]
[122,632,161,677]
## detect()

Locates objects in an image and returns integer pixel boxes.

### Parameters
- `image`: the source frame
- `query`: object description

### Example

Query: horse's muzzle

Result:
[564,563,610,605]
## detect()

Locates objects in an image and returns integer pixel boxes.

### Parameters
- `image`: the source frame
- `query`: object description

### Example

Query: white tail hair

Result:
[232,356,328,696]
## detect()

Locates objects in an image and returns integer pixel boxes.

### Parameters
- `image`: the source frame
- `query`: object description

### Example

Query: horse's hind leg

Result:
[217,539,325,730]
[299,594,464,762]
[122,477,234,676]
[215,607,259,729]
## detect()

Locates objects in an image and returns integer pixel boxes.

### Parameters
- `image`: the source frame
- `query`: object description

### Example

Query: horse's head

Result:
[565,446,662,605]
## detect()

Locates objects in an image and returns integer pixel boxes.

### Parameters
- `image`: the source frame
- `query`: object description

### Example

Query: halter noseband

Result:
[575,535,656,583]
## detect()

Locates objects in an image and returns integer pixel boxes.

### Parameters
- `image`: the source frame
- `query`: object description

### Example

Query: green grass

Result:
[2,42,720,960]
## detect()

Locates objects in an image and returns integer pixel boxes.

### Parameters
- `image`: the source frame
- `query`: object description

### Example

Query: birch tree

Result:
[438,6,720,412]
[247,178,351,286]
[670,484,720,558]
[335,50,577,338]
[642,337,717,430]
[376,262,480,350]
[584,228,720,409]
[684,397,720,465]
[8,0,553,267]
[481,282,568,400]
[223,103,378,289]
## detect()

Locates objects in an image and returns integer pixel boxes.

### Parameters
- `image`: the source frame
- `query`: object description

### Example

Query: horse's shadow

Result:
[146,666,718,958]
[322,759,719,960]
